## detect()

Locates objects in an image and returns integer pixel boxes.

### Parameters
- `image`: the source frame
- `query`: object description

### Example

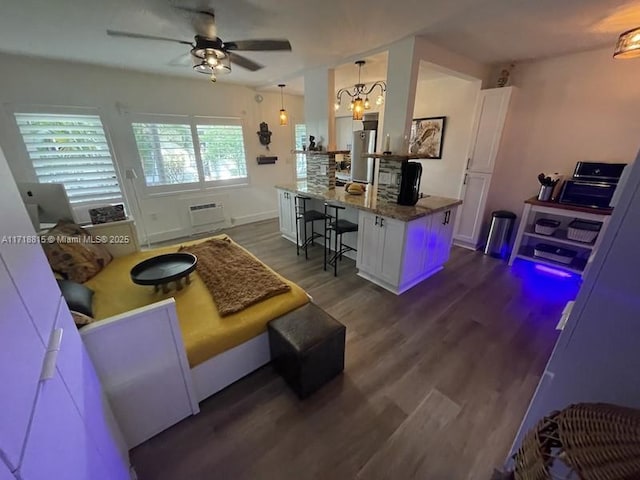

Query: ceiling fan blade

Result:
[173,5,215,20]
[225,39,292,51]
[229,52,263,71]
[168,52,193,67]
[107,30,193,46]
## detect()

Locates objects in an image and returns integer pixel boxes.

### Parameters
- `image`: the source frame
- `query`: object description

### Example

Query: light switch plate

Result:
[391,173,398,185]
[320,165,327,175]
[379,173,391,185]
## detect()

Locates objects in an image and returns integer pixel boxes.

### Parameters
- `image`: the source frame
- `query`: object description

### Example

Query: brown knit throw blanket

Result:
[180,237,290,316]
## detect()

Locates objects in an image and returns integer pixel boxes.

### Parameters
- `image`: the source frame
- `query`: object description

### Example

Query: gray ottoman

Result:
[268,303,346,399]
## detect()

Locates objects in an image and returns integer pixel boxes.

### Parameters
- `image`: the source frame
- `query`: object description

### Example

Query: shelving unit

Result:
[508,197,613,278]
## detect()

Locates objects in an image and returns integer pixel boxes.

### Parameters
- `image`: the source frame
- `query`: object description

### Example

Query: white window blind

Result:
[295,124,307,179]
[197,124,247,181]
[14,113,123,204]
[131,122,199,187]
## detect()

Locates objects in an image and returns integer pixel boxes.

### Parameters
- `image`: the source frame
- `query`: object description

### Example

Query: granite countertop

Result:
[276,182,462,222]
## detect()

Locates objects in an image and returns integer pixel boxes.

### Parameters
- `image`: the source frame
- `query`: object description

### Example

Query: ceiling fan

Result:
[107,5,292,82]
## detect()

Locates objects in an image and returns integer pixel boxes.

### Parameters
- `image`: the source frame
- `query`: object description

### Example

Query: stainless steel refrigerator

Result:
[351,130,376,183]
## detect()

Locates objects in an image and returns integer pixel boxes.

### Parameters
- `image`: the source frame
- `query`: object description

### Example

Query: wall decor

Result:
[257,122,272,150]
[409,116,446,159]
[89,204,126,224]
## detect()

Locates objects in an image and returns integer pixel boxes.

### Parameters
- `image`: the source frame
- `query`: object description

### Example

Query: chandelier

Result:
[614,26,640,59]
[335,60,386,120]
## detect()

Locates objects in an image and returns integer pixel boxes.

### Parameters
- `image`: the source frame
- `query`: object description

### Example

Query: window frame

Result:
[9,104,125,207]
[129,113,250,195]
[294,123,307,180]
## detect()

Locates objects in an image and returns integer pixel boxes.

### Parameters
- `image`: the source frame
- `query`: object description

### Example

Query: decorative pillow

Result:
[57,279,94,317]
[70,310,97,329]
[43,221,112,282]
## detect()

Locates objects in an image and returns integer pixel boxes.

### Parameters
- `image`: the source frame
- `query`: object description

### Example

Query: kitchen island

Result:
[276,182,462,294]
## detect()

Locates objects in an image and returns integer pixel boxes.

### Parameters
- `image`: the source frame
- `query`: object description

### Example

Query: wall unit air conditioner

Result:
[188,202,225,227]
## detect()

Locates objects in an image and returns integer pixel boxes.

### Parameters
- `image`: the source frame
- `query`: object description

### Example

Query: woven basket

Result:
[514,403,640,480]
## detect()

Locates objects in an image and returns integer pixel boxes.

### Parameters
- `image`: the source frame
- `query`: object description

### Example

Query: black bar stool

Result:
[324,203,358,277]
[295,196,329,259]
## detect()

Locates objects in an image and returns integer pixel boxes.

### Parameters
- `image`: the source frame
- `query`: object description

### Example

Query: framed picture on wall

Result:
[409,116,446,159]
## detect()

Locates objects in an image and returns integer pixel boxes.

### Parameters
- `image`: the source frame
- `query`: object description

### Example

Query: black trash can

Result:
[484,210,516,259]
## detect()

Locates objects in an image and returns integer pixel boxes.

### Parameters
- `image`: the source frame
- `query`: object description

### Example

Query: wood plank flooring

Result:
[131,219,580,480]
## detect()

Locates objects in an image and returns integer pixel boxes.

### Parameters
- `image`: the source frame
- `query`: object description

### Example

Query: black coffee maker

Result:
[397,161,423,205]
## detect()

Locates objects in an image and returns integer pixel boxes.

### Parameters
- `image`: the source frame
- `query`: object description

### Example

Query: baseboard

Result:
[231,210,278,226]
[453,238,480,251]
[146,228,185,244]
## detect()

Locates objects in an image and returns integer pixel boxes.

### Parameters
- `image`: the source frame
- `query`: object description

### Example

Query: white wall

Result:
[486,47,640,220]
[412,75,480,198]
[0,52,304,243]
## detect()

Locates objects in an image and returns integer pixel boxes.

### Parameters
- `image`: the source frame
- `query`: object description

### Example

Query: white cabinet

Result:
[467,87,513,173]
[0,145,130,479]
[356,212,404,286]
[455,87,514,250]
[424,208,457,272]
[0,459,13,480]
[0,260,46,471]
[277,188,297,243]
[357,207,459,294]
[454,172,492,249]
[18,370,111,480]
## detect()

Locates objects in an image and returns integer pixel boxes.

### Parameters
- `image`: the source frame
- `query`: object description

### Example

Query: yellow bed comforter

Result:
[83,234,309,367]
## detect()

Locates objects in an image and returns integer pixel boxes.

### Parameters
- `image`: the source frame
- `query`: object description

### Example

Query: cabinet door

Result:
[277,190,296,240]
[378,216,404,285]
[0,458,14,480]
[436,207,457,266]
[454,172,492,248]
[18,371,111,480]
[53,301,130,478]
[468,87,513,173]
[356,212,381,275]
[401,216,429,284]
[424,211,446,273]
[0,258,47,471]
[0,159,59,342]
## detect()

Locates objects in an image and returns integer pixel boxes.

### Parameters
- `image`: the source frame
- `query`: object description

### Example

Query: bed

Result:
[76,233,310,448]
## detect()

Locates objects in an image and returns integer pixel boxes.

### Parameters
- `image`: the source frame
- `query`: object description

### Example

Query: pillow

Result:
[57,279,94,317]
[70,310,97,329]
[43,221,112,283]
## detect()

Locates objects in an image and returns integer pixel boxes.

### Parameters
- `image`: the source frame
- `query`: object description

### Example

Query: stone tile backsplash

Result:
[376,158,402,204]
[306,152,336,190]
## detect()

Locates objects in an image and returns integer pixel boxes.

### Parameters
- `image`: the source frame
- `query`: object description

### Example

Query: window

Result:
[14,112,123,205]
[197,124,247,181]
[131,116,248,191]
[131,123,198,187]
[295,123,307,179]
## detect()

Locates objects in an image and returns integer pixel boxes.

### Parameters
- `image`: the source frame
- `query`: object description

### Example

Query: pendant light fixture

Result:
[335,60,387,121]
[278,84,288,126]
[614,27,640,59]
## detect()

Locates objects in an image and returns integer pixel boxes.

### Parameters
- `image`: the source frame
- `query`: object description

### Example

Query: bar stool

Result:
[295,195,329,259]
[324,203,358,277]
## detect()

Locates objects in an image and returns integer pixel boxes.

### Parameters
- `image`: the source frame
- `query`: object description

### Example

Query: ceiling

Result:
[0,0,638,91]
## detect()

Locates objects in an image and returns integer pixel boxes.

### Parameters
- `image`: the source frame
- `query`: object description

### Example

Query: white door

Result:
[454,172,492,248]
[467,87,513,174]
[377,216,404,285]
[0,258,47,471]
[18,371,112,480]
[0,458,14,480]
[356,212,381,275]
[53,300,130,477]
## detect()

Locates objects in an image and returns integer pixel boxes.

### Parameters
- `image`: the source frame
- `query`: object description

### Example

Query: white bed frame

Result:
[79,236,277,448]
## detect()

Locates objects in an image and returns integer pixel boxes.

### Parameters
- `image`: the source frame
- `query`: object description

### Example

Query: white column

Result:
[303,67,336,151]
[381,37,420,153]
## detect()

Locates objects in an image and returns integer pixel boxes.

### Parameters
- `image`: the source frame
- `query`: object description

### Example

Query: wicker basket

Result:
[535,219,561,236]
[567,220,601,244]
[514,403,640,480]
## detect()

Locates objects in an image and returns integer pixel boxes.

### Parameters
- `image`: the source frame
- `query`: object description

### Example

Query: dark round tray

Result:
[130,253,198,286]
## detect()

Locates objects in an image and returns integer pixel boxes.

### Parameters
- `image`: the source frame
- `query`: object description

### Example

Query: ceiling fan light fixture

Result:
[193,61,214,74]
[214,55,231,73]
[614,26,640,58]
[278,84,288,126]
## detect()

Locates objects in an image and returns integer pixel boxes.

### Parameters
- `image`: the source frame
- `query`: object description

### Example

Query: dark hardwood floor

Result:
[131,219,580,480]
